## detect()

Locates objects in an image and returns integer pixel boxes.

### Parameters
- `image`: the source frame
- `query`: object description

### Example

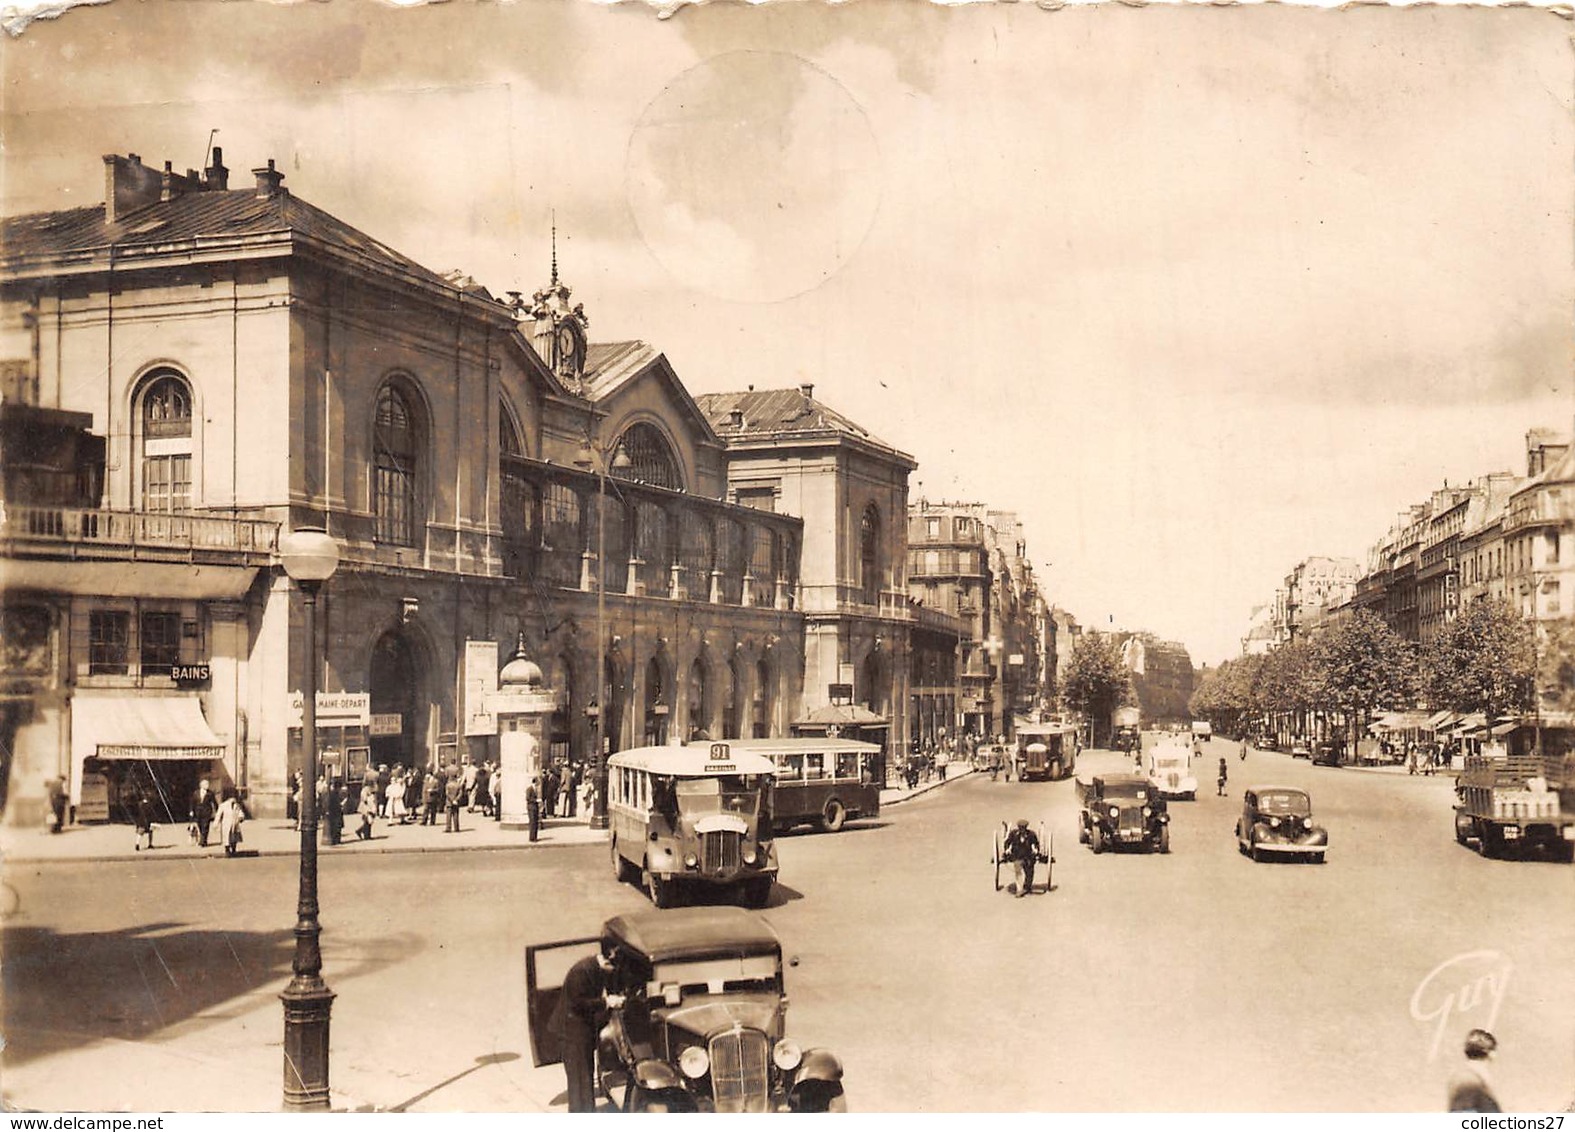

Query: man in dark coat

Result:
[189,779,216,847]
[564,762,581,818]
[422,769,442,826]
[526,777,541,842]
[46,775,68,834]
[551,951,623,1113]
[444,769,464,833]
[1003,818,1043,898]
[543,764,560,818]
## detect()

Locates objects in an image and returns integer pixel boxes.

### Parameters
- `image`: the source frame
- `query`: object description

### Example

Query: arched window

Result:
[499,408,537,576]
[644,656,670,746]
[688,657,711,740]
[373,382,423,547]
[859,504,882,606]
[613,422,683,491]
[725,654,745,740]
[753,658,772,738]
[139,371,193,513]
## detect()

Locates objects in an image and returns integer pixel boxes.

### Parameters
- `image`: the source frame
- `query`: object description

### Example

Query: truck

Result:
[1111,706,1141,754]
[1190,720,1212,742]
[1453,751,1575,861]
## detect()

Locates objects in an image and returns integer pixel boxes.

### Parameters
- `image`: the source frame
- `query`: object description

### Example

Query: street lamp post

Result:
[590,443,631,832]
[278,527,340,1112]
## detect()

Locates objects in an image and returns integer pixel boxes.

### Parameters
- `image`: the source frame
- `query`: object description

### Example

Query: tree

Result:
[1189,654,1261,736]
[1424,598,1535,720]
[1310,609,1420,751]
[1063,634,1135,746]
[1251,638,1320,737]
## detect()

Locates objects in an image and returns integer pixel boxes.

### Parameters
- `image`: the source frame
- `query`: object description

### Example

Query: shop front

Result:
[69,691,228,823]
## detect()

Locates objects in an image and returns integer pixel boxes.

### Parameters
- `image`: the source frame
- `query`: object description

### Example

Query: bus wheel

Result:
[611,838,635,884]
[647,870,676,909]
[820,799,847,833]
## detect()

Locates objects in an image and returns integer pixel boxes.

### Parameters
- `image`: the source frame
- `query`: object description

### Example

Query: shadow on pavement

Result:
[1,921,293,1066]
[387,1051,522,1112]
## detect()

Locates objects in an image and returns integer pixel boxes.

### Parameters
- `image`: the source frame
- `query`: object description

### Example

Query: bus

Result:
[1014,722,1079,781]
[724,737,883,834]
[607,742,779,909]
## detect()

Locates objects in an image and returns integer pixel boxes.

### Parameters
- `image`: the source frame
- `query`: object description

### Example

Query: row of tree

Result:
[1187,601,1555,747]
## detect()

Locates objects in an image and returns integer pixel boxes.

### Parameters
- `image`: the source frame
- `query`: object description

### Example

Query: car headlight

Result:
[684,853,698,868]
[1108,806,1119,819]
[773,1039,803,1072]
[1268,817,1280,829]
[679,1045,710,1079]
[743,847,758,865]
[1142,806,1152,817]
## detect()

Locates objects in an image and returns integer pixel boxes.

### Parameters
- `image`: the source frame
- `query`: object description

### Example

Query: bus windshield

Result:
[674,774,763,817]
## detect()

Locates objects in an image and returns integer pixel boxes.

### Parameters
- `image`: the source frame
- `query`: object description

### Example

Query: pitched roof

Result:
[583,340,659,399]
[694,388,912,465]
[1,189,482,300]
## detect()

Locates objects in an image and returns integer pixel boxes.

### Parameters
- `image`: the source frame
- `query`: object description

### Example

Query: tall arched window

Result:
[859,504,882,606]
[499,408,536,576]
[752,658,772,738]
[688,658,711,740]
[613,422,683,491]
[373,382,423,546]
[725,654,745,740]
[139,371,193,513]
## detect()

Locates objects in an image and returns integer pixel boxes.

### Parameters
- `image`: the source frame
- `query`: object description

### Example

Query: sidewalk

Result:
[0,808,604,865]
[4,764,978,865]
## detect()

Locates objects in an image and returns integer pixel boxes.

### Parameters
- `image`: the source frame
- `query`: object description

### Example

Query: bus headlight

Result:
[1269,817,1281,829]
[743,848,758,865]
[684,853,698,868]
[1108,806,1119,819]
[1142,807,1152,817]
[773,1039,803,1071]
[679,1045,710,1079]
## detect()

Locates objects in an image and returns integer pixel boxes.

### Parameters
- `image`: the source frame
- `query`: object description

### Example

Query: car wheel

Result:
[1078,822,1089,845]
[611,838,635,884]
[1250,837,1263,863]
[1090,826,1105,854]
[1157,825,1171,854]
[820,799,847,833]
[1476,828,1497,859]
[1454,813,1473,847]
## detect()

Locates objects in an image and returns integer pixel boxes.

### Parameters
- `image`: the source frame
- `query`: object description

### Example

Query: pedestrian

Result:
[526,776,541,842]
[551,950,623,1112]
[323,778,344,846]
[579,772,595,822]
[474,762,492,817]
[404,768,422,823]
[1002,818,1044,898]
[565,762,581,818]
[216,789,246,857]
[422,768,442,826]
[355,778,378,841]
[462,760,479,812]
[189,778,216,847]
[1447,1029,1502,1112]
[46,775,68,834]
[132,786,156,852]
[375,764,390,818]
[543,764,560,819]
[937,751,948,782]
[286,770,301,830]
[444,768,463,833]
[1240,738,1248,762]
[1217,756,1228,797]
[491,766,504,823]
[387,767,406,824]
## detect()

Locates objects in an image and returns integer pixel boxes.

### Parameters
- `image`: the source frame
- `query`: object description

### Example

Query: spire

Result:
[550,211,558,286]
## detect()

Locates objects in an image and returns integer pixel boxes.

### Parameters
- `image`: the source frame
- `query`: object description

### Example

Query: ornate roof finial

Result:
[550,210,558,286]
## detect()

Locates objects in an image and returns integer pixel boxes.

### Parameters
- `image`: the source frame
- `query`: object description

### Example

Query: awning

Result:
[1426,710,1459,731]
[0,559,258,600]
[1372,710,1434,732]
[793,703,890,728]
[70,692,226,800]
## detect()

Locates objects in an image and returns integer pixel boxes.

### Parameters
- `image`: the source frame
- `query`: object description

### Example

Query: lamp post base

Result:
[281,981,336,1112]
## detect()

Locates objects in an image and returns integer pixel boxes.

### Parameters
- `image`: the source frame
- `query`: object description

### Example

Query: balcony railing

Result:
[1,503,279,561]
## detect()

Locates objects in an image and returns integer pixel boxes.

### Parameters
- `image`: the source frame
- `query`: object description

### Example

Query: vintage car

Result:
[1146,743,1198,800]
[1258,735,1279,752]
[1111,725,1142,755]
[1077,773,1171,853]
[1311,740,1343,768]
[526,907,846,1112]
[1235,786,1328,863]
[1289,740,1312,759]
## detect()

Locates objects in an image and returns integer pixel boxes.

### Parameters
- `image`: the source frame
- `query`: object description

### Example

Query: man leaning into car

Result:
[552,950,626,1112]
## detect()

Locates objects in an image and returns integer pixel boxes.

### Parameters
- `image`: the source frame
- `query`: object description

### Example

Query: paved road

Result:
[4,738,1573,1112]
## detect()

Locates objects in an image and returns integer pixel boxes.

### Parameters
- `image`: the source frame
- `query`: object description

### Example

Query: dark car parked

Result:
[1235,786,1328,863]
[1312,741,1343,767]
[526,907,846,1113]
[1078,773,1170,853]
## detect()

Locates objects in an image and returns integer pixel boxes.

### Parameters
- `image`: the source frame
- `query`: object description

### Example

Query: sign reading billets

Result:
[288,691,371,728]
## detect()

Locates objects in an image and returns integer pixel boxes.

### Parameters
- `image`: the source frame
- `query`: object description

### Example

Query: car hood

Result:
[656,994,781,1041]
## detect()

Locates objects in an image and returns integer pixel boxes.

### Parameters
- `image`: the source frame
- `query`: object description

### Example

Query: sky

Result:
[3,0,1572,666]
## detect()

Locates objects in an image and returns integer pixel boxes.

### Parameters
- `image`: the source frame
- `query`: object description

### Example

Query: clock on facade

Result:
[554,321,584,376]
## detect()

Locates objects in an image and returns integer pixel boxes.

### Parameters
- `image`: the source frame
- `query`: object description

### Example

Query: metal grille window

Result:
[140,372,193,513]
[540,483,583,587]
[717,519,745,605]
[612,422,682,491]
[679,512,714,600]
[373,384,421,546]
[89,610,130,676]
[636,502,671,596]
[139,611,181,677]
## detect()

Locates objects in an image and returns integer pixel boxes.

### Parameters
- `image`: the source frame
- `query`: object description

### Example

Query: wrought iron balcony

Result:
[0,503,279,564]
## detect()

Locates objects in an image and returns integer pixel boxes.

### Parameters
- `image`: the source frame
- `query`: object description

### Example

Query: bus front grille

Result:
[701,830,742,872]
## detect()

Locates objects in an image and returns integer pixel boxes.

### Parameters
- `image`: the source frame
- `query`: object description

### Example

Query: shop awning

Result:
[1371,710,1434,732]
[74,693,225,760]
[793,703,890,728]
[1426,710,1459,731]
[0,559,258,600]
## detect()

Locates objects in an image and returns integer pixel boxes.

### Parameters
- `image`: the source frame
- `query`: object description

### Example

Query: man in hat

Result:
[1446,1029,1501,1112]
[1002,818,1044,898]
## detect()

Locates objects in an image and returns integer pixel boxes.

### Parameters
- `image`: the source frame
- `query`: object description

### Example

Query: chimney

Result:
[205,146,229,190]
[798,382,814,399]
[102,153,163,224]
[252,158,286,198]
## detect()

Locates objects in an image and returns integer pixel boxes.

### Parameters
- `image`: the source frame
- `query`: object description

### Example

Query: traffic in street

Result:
[5,734,1571,1112]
